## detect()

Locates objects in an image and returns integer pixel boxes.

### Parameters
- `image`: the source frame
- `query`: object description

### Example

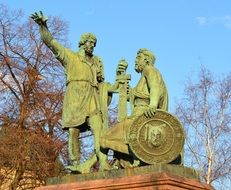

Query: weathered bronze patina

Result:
[31,11,124,173]
[129,110,184,164]
[100,48,184,168]
[31,10,185,173]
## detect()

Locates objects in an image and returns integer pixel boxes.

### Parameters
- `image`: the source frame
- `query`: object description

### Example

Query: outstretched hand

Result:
[31,11,48,26]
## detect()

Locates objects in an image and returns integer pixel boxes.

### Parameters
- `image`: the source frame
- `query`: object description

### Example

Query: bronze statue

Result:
[100,49,184,168]
[31,11,124,173]
[100,48,168,153]
[31,10,184,173]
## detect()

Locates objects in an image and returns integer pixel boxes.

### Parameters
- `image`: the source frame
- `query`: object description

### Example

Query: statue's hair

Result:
[79,33,97,47]
[137,48,156,65]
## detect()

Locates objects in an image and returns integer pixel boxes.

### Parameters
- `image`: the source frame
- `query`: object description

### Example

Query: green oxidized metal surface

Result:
[128,110,185,164]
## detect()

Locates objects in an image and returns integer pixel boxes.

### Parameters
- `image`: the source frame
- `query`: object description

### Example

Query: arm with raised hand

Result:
[31,11,68,66]
[31,11,53,47]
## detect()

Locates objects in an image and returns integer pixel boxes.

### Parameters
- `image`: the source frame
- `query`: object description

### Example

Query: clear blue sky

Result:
[1,0,231,111]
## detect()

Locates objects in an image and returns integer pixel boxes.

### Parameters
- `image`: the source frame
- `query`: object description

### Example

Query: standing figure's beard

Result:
[85,47,94,56]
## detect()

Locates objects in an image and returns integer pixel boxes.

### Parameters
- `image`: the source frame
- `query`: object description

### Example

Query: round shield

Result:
[128,110,185,164]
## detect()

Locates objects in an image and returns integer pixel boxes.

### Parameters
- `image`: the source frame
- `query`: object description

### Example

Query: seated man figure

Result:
[100,48,168,166]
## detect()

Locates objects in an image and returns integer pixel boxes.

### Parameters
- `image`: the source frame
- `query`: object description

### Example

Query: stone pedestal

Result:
[35,164,214,190]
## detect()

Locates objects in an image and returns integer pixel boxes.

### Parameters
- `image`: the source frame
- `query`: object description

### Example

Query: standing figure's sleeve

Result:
[40,25,70,67]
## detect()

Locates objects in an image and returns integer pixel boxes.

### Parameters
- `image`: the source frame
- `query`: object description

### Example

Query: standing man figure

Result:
[31,11,110,172]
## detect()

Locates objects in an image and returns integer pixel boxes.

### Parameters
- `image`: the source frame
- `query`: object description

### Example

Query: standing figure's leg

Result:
[66,127,97,173]
[89,113,111,171]
[68,128,81,165]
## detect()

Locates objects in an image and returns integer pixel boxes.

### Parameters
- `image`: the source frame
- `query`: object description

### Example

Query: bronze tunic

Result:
[40,32,104,128]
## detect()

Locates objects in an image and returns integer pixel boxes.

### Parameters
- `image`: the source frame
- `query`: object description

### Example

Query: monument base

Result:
[35,164,214,190]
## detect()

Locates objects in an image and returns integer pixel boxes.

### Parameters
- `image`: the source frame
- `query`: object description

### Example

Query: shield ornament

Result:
[128,110,185,164]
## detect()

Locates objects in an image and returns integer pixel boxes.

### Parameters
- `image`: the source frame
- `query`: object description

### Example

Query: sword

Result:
[116,60,131,122]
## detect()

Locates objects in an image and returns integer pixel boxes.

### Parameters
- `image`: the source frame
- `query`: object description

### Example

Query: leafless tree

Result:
[0,4,69,189]
[175,66,231,189]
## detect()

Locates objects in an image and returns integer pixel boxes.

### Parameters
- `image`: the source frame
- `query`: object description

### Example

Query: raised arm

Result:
[31,11,54,49]
[31,11,68,67]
